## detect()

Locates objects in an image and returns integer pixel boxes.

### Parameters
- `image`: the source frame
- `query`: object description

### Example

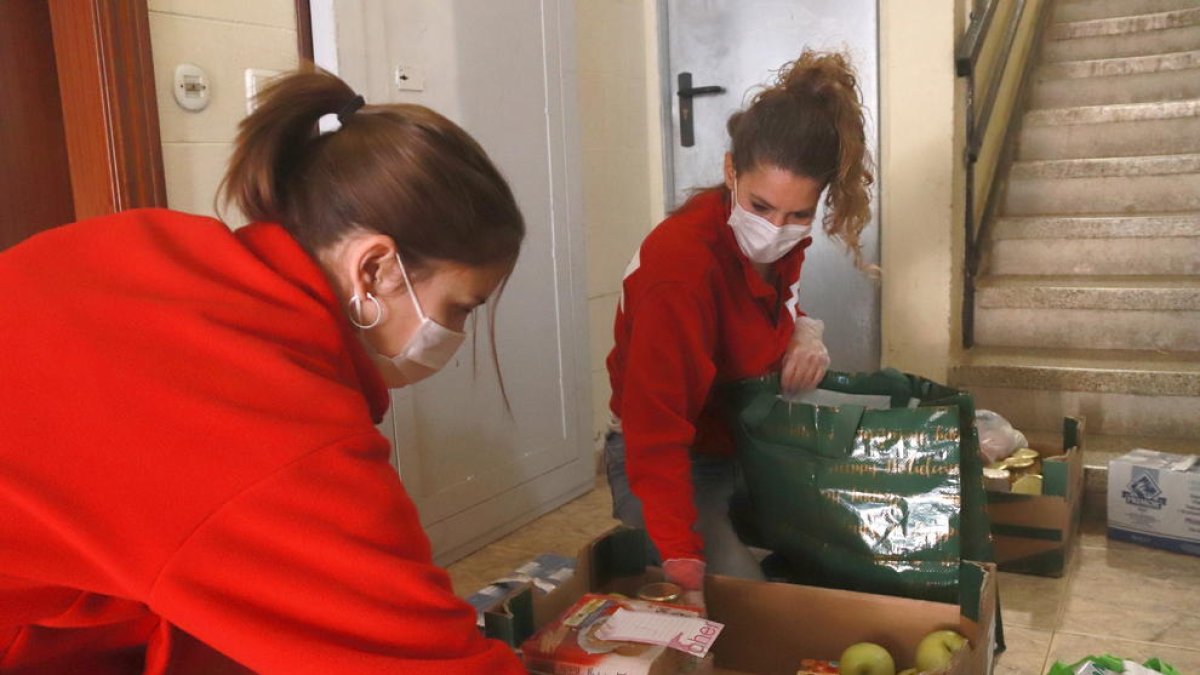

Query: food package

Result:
[521,593,714,675]
[1046,654,1181,675]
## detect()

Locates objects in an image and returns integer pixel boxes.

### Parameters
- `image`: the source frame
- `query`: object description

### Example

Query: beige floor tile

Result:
[1058,545,1200,648]
[445,542,539,597]
[1047,632,1200,673]
[993,626,1053,675]
[997,571,1070,631]
[444,482,619,598]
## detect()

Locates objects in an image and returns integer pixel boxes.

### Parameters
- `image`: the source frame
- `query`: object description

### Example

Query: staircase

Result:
[952,0,1200,507]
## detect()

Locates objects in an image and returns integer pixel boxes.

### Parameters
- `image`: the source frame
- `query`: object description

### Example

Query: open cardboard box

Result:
[485,528,998,675]
[985,417,1085,577]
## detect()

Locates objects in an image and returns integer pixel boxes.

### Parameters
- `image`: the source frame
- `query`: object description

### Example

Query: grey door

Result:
[661,0,881,372]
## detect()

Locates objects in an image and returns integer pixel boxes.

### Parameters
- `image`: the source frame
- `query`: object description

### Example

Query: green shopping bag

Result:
[723,369,996,605]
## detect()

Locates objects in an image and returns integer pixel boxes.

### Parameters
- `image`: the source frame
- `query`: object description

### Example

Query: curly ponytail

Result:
[219,64,524,269]
[727,50,874,271]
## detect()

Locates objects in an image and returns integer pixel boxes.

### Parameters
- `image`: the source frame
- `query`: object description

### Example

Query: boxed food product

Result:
[521,593,713,675]
[985,417,1085,576]
[1108,449,1200,556]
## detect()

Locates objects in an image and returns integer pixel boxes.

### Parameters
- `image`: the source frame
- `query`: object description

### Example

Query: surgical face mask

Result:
[727,181,813,264]
[382,255,466,385]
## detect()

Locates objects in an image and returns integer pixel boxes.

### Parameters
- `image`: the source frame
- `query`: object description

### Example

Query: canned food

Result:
[636,582,682,603]
[983,467,1011,481]
[1012,474,1043,495]
[1005,457,1034,470]
[1011,448,1039,461]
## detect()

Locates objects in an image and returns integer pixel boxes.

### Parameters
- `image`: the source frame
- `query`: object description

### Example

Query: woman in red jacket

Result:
[0,68,527,673]
[605,51,874,606]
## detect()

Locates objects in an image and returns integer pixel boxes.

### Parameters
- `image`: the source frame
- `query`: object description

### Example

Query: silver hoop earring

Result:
[348,292,384,330]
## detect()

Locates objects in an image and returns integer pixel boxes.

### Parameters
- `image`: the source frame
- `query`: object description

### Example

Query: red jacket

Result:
[606,189,808,562]
[0,210,523,674]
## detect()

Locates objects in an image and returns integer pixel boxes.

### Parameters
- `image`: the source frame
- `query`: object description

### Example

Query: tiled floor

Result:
[446,478,1200,673]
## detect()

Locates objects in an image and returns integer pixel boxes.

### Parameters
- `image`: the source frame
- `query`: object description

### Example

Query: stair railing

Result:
[956,0,1055,347]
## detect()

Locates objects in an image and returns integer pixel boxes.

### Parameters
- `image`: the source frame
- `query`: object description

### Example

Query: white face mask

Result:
[381,255,466,385]
[727,181,813,264]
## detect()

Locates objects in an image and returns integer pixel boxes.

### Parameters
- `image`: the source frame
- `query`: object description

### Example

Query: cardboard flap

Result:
[482,582,535,647]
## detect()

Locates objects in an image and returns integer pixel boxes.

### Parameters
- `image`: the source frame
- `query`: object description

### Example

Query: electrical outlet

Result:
[394,63,426,92]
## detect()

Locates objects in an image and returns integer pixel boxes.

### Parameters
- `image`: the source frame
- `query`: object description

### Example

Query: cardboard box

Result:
[985,417,1085,577]
[484,528,998,675]
[1108,448,1200,557]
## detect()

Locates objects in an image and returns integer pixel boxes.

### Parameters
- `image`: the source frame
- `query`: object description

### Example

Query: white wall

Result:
[148,0,300,225]
[575,0,665,449]
[878,0,967,382]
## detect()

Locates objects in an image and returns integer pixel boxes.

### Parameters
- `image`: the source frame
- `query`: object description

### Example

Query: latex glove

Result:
[781,316,830,396]
[662,558,706,613]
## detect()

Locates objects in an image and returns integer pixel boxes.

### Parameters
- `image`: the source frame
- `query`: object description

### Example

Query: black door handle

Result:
[677,72,725,148]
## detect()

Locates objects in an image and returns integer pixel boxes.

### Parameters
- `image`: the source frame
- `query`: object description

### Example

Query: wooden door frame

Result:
[295,0,314,61]
[48,0,166,220]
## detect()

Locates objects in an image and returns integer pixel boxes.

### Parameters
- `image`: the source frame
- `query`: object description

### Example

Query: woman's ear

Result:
[345,233,401,297]
[723,152,736,191]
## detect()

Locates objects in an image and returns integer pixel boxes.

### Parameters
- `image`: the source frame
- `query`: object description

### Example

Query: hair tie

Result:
[337,94,366,124]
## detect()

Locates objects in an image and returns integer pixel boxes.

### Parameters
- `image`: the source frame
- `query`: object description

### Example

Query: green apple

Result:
[838,642,895,675]
[914,629,968,672]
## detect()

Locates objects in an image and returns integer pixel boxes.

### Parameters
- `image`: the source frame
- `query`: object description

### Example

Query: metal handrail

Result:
[956,0,1053,348]
[955,0,1001,77]
[969,0,1027,162]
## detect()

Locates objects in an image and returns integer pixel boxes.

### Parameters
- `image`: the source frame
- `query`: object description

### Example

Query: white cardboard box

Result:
[1107,449,1200,557]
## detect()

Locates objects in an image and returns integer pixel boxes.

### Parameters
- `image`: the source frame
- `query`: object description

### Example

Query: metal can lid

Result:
[1011,448,1040,461]
[637,582,682,603]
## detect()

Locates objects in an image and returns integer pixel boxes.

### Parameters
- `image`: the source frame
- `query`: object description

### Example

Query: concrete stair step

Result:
[974,287,1200,351]
[987,213,1200,276]
[977,275,1200,310]
[1049,6,1200,40]
[1043,10,1200,62]
[1024,428,1197,468]
[1019,99,1200,160]
[1004,153,1200,215]
[1022,428,1197,502]
[951,347,1200,437]
[1030,50,1200,107]
[1055,0,1200,23]
[990,212,1200,240]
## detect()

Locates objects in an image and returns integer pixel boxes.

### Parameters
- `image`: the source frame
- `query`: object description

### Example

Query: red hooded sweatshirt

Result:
[0,209,523,674]
[606,188,809,563]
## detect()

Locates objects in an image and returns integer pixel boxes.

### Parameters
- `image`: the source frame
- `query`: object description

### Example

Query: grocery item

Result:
[521,593,712,675]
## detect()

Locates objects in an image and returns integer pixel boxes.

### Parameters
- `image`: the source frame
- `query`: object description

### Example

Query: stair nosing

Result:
[990,213,1200,240]
[976,276,1200,310]
[1025,99,1200,126]
[1050,6,1200,40]
[952,348,1200,397]
[1010,153,1200,179]
[1036,49,1200,81]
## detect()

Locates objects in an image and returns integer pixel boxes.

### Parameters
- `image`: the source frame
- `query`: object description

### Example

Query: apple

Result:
[838,642,895,675]
[914,629,968,672]
[897,670,917,675]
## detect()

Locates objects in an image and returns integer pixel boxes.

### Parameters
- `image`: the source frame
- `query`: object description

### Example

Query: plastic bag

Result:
[975,409,1027,464]
[1046,654,1182,675]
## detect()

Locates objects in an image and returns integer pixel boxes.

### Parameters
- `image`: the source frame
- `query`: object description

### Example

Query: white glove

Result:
[781,316,830,396]
[662,558,706,614]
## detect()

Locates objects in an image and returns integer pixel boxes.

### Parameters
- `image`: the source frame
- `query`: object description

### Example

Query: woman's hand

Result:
[781,316,830,395]
[662,558,707,614]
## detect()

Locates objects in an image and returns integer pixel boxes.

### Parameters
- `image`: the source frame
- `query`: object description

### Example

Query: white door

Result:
[311,0,593,566]
[660,0,882,372]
